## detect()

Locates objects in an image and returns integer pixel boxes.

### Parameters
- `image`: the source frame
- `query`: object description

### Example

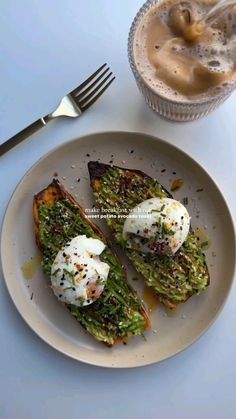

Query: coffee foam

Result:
[134,0,236,102]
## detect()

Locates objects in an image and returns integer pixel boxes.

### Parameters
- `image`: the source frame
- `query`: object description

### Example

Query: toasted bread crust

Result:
[33,179,150,345]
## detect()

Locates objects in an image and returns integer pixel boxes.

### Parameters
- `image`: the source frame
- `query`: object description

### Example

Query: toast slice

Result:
[33,179,150,346]
[88,162,210,309]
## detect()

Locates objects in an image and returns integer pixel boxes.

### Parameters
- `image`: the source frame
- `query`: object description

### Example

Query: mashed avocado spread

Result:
[38,198,147,345]
[93,167,209,305]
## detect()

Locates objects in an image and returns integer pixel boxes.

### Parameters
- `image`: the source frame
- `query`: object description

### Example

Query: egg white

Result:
[51,235,110,307]
[123,197,190,255]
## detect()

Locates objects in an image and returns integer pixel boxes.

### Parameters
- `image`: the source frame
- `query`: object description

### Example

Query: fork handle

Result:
[0,117,48,157]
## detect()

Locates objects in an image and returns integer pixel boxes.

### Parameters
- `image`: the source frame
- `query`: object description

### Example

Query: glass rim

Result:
[127,0,236,107]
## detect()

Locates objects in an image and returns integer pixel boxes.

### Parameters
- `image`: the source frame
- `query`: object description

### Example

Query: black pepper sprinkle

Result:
[161,169,166,173]
[172,171,176,175]
[72,287,76,291]
[86,153,90,157]
[92,290,96,294]
[180,226,183,231]
[129,150,134,154]
[137,230,140,234]
[60,282,64,286]
[30,292,34,300]
[90,255,93,258]
[77,178,81,182]
[109,160,113,164]
[79,268,83,272]
[87,300,90,303]
[59,294,62,298]
[86,281,89,285]
[63,252,66,257]
[74,253,77,256]
[181,216,184,220]
[83,274,86,278]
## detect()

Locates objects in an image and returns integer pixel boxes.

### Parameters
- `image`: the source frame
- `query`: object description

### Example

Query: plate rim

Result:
[1,130,236,368]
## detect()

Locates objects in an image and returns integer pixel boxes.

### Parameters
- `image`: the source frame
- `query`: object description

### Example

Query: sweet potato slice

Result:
[88,162,210,309]
[33,179,150,346]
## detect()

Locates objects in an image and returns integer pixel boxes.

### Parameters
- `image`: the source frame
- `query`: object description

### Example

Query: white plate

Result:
[1,131,235,368]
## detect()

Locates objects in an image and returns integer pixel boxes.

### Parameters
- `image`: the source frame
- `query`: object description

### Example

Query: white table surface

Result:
[1,1,236,418]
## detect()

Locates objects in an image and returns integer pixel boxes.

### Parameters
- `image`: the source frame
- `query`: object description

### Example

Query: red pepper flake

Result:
[53,227,61,234]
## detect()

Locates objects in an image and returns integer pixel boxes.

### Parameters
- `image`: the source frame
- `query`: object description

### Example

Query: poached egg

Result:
[123,197,190,255]
[50,235,110,307]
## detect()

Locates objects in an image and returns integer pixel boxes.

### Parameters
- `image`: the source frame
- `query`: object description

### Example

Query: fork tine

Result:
[70,63,107,96]
[78,72,113,108]
[79,76,115,112]
[75,67,110,101]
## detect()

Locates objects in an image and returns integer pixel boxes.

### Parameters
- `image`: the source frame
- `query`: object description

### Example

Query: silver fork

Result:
[0,64,115,156]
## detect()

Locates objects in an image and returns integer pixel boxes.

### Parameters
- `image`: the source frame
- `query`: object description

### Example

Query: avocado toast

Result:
[88,162,210,309]
[33,179,150,346]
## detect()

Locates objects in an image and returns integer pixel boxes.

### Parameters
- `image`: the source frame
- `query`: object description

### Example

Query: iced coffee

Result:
[129,0,236,120]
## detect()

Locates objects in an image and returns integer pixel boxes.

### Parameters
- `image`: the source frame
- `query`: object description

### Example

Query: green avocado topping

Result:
[38,198,147,345]
[93,167,209,304]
